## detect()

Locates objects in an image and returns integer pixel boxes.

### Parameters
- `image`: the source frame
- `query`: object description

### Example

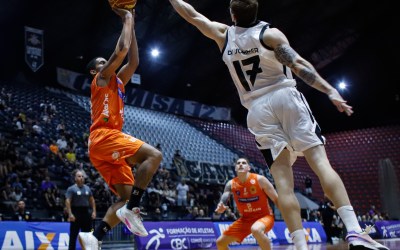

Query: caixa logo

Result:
[171,238,188,250]
[1,231,69,249]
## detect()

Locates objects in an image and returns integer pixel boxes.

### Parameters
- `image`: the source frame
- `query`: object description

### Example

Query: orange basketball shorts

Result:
[88,128,145,195]
[223,214,274,243]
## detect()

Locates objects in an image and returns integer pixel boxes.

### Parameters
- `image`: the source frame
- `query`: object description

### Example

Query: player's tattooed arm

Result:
[219,180,232,206]
[275,44,330,93]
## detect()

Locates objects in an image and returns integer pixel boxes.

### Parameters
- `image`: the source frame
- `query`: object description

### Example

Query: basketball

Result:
[108,0,137,10]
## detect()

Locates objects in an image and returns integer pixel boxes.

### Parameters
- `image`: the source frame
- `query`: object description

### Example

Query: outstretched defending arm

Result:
[263,28,353,116]
[169,0,228,50]
[215,180,232,214]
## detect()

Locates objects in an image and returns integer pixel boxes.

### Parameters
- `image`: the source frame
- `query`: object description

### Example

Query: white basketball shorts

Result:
[246,86,325,163]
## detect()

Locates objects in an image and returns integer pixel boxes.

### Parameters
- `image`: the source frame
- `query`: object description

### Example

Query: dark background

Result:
[1,0,399,132]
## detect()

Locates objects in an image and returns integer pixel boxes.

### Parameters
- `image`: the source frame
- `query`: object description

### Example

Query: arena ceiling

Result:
[1,0,399,132]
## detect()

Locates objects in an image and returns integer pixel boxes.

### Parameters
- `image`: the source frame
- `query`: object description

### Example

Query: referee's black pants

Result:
[69,207,93,250]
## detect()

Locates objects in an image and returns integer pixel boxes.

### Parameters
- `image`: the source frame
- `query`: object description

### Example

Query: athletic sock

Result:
[337,205,362,233]
[291,229,308,250]
[93,221,111,241]
[126,187,145,210]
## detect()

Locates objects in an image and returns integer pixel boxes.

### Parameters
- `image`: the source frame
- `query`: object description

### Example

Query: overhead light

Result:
[338,82,347,90]
[151,49,159,57]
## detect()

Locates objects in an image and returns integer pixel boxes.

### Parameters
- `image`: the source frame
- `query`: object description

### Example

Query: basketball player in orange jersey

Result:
[78,7,162,250]
[168,0,389,250]
[215,157,278,250]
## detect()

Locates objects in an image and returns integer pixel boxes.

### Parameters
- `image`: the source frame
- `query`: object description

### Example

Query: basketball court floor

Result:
[100,238,398,250]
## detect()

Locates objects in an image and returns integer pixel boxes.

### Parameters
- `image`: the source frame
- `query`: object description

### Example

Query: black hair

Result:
[230,0,258,26]
[86,57,98,76]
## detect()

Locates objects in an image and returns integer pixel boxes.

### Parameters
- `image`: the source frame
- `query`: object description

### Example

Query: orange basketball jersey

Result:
[90,74,125,132]
[231,173,273,218]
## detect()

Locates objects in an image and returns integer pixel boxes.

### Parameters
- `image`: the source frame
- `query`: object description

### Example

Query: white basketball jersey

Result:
[222,21,296,109]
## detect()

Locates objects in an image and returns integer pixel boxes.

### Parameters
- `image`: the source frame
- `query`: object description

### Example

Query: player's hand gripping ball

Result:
[108,0,137,10]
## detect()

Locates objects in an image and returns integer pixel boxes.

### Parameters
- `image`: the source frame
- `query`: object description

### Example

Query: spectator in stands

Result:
[166,1,388,250]
[18,112,26,123]
[32,121,43,135]
[153,182,164,196]
[9,186,24,205]
[13,200,31,221]
[148,187,162,213]
[158,167,170,181]
[53,186,64,212]
[41,176,56,191]
[221,207,237,221]
[305,175,313,197]
[195,208,210,220]
[40,139,51,155]
[65,170,96,250]
[331,214,344,240]
[39,101,49,113]
[11,176,23,191]
[173,149,182,159]
[41,110,51,124]
[147,182,157,194]
[308,210,320,222]
[161,202,169,219]
[172,149,188,178]
[214,157,278,250]
[49,140,59,155]
[162,182,176,206]
[184,206,199,220]
[49,102,57,115]
[206,189,220,217]
[14,115,24,137]
[0,87,11,104]
[56,121,65,135]
[356,211,362,222]
[0,161,9,180]
[24,151,36,168]
[93,181,112,212]
[65,148,77,164]
[212,211,222,221]
[43,187,57,217]
[78,8,162,249]
[319,195,336,244]
[151,207,163,221]
[369,205,378,218]
[56,135,68,150]
[1,181,14,210]
[176,179,189,209]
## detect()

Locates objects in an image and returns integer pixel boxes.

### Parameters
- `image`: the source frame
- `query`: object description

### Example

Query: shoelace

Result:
[133,209,147,221]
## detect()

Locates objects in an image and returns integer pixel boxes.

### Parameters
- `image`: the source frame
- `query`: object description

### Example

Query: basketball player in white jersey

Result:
[168,1,388,250]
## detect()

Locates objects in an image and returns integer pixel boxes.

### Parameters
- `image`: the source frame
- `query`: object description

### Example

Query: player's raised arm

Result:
[263,27,353,116]
[99,8,133,81]
[117,9,139,85]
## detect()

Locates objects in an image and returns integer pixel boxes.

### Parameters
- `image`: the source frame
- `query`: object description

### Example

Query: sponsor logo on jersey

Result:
[238,196,259,203]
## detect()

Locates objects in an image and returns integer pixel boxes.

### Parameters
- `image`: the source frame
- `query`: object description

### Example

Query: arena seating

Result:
[1,80,399,217]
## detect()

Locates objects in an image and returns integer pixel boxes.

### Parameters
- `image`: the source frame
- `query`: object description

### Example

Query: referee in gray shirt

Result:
[65,169,96,250]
